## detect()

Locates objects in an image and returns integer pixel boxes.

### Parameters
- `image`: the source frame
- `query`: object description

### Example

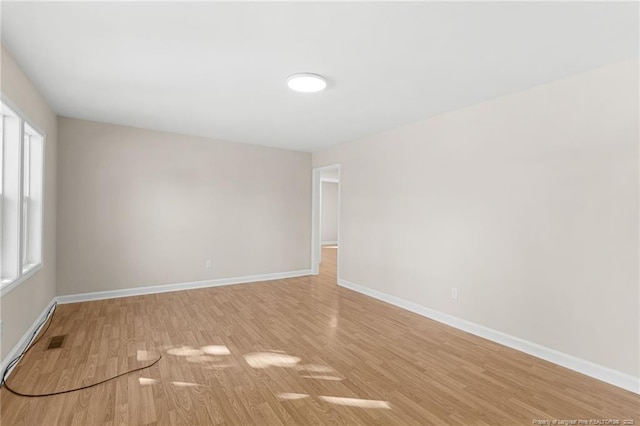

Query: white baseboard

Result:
[1,298,57,379]
[338,278,639,395]
[56,269,312,304]
[321,241,338,246]
[6,273,636,395]
[1,270,311,380]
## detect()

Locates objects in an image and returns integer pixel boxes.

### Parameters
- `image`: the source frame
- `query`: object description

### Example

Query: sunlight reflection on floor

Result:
[165,345,232,364]
[202,363,234,370]
[201,345,231,355]
[301,375,343,381]
[171,381,202,388]
[159,345,392,411]
[137,377,203,388]
[185,355,219,363]
[166,346,203,357]
[136,350,159,361]
[319,396,391,409]
[277,392,310,401]
[296,364,334,373]
[138,377,159,386]
[278,392,391,409]
[244,351,301,368]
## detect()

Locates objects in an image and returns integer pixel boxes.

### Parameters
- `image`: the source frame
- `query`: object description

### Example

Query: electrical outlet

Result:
[451,288,458,300]
[206,260,213,269]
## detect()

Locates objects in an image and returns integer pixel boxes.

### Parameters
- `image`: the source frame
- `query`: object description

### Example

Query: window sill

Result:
[0,263,43,297]
[22,263,38,274]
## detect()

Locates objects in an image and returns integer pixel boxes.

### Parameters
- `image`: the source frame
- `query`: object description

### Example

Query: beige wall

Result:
[313,59,639,377]
[321,182,339,243]
[57,118,311,295]
[0,45,57,359]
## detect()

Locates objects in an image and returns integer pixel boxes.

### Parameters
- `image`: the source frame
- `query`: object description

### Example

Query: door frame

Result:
[311,164,340,276]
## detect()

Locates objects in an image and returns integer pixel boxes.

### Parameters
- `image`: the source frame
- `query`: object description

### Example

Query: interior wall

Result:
[57,117,311,295]
[0,45,57,359]
[321,181,339,244]
[312,59,639,377]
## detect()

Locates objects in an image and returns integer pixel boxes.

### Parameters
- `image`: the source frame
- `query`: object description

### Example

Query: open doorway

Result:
[311,164,340,280]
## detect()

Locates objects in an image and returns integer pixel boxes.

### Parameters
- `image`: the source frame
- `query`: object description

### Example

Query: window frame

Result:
[0,95,46,297]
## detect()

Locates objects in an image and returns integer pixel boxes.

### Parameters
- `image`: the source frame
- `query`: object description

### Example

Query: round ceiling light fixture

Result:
[287,73,327,93]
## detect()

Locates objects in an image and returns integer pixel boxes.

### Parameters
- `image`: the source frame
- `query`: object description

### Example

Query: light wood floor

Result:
[1,247,638,425]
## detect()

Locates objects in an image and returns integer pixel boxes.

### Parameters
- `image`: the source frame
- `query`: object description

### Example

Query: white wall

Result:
[321,181,339,244]
[57,117,311,296]
[0,45,57,359]
[313,59,639,378]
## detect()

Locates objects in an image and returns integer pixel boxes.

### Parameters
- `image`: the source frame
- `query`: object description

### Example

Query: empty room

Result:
[0,1,638,425]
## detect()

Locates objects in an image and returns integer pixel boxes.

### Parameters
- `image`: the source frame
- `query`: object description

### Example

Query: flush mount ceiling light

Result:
[287,73,327,93]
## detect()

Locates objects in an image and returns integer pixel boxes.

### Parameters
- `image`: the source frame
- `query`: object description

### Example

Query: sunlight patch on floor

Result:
[166,345,232,362]
[201,345,231,355]
[302,375,343,381]
[277,392,391,409]
[167,346,203,357]
[171,381,201,388]
[244,351,301,369]
[202,363,234,370]
[277,392,310,401]
[136,350,157,361]
[297,364,334,373]
[319,396,391,409]
[138,377,159,386]
[185,355,218,363]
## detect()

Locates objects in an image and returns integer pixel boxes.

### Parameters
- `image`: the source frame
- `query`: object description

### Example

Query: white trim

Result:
[0,298,56,379]
[320,177,339,184]
[311,164,341,276]
[319,176,339,263]
[336,170,341,277]
[56,269,312,304]
[313,165,341,172]
[0,263,42,297]
[0,95,46,137]
[1,270,310,379]
[0,94,46,298]
[29,119,46,279]
[319,178,340,261]
[311,170,320,274]
[338,278,640,394]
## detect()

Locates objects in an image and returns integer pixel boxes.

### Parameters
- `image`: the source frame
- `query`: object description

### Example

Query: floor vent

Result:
[46,335,67,350]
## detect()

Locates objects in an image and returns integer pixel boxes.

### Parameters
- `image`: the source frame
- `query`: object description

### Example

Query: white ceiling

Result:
[2,2,638,152]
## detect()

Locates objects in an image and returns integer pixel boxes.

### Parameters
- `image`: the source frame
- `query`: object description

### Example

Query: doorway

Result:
[311,164,340,279]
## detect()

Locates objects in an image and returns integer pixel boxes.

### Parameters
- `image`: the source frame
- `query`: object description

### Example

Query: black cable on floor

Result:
[1,302,57,388]
[1,302,162,398]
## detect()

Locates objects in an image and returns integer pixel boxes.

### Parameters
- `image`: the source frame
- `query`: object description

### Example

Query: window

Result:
[0,100,44,293]
[22,124,43,273]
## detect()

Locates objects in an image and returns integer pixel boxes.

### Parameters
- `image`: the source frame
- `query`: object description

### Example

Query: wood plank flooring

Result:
[1,247,638,425]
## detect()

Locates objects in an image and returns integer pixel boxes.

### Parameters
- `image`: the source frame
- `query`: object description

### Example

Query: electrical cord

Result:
[1,302,162,398]
[1,302,57,389]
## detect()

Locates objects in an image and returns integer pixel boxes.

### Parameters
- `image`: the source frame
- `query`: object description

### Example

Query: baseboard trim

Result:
[2,270,311,379]
[321,241,338,246]
[1,298,57,380]
[57,269,312,304]
[5,274,636,394]
[337,278,640,394]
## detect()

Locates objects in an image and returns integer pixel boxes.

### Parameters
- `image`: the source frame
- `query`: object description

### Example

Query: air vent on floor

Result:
[45,335,67,350]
